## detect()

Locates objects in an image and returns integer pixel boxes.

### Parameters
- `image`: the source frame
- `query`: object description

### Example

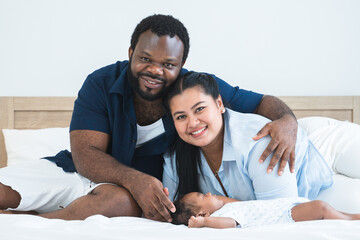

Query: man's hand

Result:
[188,216,206,228]
[128,174,175,222]
[71,130,175,221]
[253,114,298,175]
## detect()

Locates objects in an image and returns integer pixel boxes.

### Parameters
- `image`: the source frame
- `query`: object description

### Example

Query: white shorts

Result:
[0,160,104,213]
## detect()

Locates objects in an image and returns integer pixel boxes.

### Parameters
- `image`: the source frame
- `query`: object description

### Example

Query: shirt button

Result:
[132,139,136,143]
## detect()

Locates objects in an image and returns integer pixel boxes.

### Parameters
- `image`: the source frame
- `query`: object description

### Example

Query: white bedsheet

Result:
[1,214,359,240]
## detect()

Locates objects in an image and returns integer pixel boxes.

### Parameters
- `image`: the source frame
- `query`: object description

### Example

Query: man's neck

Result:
[133,93,162,106]
[133,93,164,126]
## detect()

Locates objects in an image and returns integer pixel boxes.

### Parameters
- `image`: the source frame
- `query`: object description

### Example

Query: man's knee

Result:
[90,184,141,217]
[0,183,21,210]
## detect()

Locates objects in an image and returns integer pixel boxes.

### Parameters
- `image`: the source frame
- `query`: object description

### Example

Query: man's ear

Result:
[128,47,133,59]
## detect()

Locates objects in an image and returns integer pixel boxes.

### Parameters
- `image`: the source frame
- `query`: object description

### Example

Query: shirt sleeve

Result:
[245,136,298,200]
[179,68,263,113]
[214,75,263,113]
[162,152,179,201]
[70,74,110,134]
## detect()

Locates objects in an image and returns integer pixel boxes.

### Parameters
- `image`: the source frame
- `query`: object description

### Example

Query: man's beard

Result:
[127,61,169,101]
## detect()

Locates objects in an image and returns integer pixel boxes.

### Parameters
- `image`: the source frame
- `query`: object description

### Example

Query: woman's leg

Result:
[292,200,360,221]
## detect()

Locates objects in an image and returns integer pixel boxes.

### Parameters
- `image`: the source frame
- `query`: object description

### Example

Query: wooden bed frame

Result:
[0,96,359,167]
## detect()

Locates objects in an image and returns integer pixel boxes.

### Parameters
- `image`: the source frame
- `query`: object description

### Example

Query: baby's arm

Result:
[188,216,237,229]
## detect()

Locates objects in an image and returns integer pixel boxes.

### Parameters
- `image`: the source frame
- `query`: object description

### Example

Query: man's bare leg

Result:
[1,182,141,220]
[0,183,37,214]
[0,182,37,215]
[0,209,38,215]
[40,184,141,220]
[0,182,21,209]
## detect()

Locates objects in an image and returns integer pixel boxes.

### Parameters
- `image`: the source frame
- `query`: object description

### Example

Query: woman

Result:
[162,72,333,202]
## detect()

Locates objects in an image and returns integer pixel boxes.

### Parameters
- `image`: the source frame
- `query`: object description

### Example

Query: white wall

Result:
[0,0,359,96]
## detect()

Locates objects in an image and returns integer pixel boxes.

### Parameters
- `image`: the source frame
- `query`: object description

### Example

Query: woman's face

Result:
[169,86,225,148]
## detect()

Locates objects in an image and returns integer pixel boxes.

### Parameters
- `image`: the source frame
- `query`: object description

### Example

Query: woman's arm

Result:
[247,135,298,199]
[188,216,237,229]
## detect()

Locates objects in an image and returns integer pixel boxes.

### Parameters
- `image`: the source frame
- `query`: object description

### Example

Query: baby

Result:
[171,192,360,228]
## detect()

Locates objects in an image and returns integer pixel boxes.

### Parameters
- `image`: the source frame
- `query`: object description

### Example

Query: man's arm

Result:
[188,216,237,229]
[70,130,175,222]
[253,95,298,175]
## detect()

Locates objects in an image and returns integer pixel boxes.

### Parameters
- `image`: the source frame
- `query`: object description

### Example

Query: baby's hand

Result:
[188,216,205,228]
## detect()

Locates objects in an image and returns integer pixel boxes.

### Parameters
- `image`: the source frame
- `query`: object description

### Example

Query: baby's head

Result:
[171,196,200,225]
[171,192,224,225]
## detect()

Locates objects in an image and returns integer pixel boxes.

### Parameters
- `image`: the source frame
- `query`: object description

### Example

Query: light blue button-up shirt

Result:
[163,108,333,201]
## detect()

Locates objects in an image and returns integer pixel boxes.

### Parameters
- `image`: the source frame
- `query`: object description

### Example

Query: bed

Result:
[1,96,360,240]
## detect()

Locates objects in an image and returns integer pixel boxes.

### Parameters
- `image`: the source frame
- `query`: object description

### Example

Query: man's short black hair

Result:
[130,14,190,63]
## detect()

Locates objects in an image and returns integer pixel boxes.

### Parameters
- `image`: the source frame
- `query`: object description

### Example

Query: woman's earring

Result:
[221,109,225,113]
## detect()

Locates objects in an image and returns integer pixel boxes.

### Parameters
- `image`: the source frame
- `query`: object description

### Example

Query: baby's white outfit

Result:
[210,197,309,228]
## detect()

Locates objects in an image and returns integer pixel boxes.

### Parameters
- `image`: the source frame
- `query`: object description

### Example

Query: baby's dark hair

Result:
[130,14,190,63]
[171,197,200,226]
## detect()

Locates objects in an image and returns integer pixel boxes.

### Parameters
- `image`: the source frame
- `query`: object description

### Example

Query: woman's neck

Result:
[201,125,225,174]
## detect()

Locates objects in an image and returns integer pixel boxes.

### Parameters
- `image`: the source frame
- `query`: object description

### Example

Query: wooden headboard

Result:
[1,96,359,167]
[278,96,360,123]
[0,97,76,167]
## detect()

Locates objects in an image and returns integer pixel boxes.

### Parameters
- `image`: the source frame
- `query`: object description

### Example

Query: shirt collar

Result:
[108,61,137,124]
[222,109,236,162]
[108,61,177,141]
[198,109,236,177]
[109,61,130,96]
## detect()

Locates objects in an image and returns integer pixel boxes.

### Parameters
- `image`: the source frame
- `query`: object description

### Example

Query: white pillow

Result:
[316,174,360,213]
[298,117,360,179]
[2,128,70,166]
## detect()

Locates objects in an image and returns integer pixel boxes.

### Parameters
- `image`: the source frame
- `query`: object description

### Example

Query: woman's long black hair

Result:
[163,71,222,200]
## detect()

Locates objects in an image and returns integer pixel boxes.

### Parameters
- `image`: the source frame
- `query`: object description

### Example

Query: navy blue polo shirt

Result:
[45,61,263,180]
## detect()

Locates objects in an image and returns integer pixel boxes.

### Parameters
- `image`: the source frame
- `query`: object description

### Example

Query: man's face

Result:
[128,30,185,101]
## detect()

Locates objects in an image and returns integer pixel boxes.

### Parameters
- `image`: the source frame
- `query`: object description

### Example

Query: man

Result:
[0,14,297,222]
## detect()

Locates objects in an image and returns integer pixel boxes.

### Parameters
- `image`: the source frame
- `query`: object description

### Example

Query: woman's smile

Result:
[170,87,225,148]
[189,126,208,137]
